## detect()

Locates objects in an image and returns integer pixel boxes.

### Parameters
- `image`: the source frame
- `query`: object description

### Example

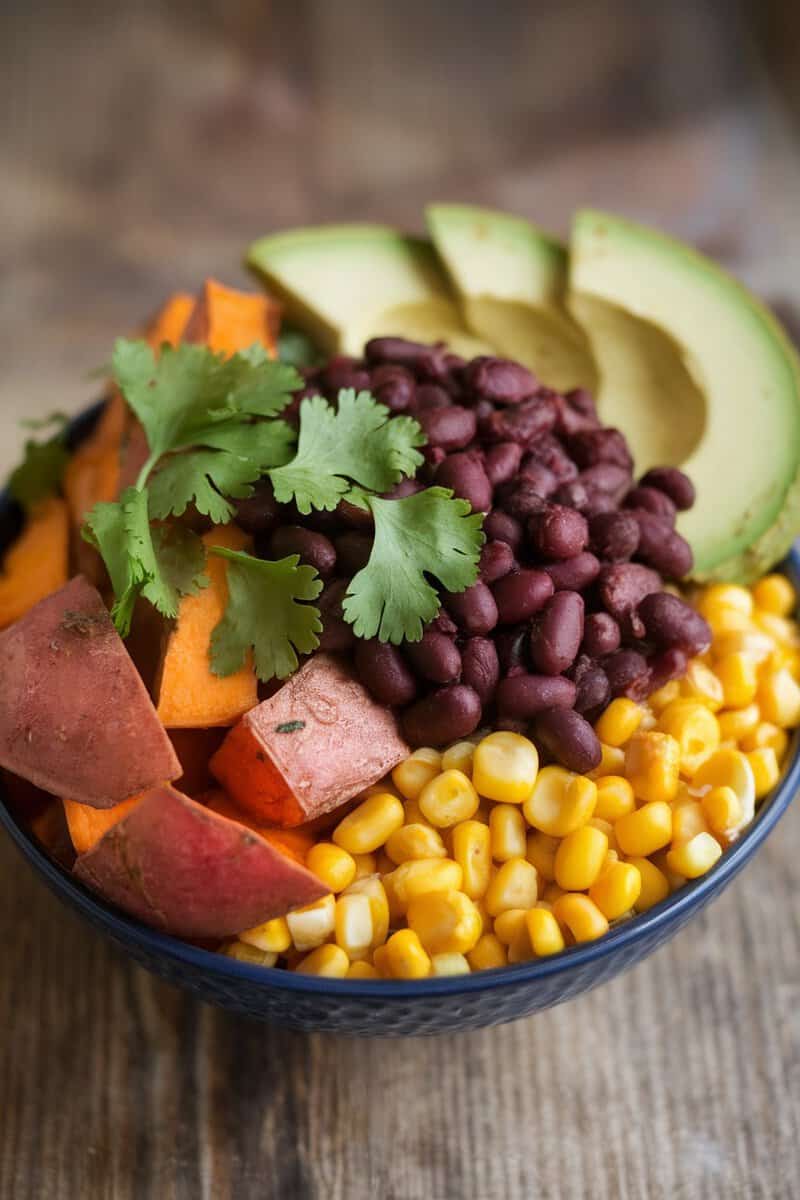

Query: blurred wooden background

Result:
[1,1,799,1197]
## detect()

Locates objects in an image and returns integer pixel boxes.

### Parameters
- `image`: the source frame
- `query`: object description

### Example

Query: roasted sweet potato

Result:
[0,496,69,629]
[155,526,258,728]
[62,794,142,854]
[184,280,280,358]
[169,728,227,795]
[0,576,180,807]
[210,654,409,827]
[72,785,327,938]
[201,789,315,865]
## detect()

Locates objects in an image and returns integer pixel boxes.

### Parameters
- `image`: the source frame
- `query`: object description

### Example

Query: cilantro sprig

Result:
[8,413,70,510]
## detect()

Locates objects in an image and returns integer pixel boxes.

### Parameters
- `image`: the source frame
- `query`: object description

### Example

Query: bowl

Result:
[0,404,797,1035]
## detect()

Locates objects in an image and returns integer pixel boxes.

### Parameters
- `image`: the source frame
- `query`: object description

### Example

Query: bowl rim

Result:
[0,448,797,999]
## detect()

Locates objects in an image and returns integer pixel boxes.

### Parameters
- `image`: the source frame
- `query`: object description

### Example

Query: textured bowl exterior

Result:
[0,406,797,1035]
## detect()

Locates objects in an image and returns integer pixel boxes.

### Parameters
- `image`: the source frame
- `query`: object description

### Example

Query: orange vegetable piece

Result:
[62,794,143,854]
[144,292,195,351]
[155,525,258,728]
[0,496,69,629]
[184,279,280,359]
[201,790,315,866]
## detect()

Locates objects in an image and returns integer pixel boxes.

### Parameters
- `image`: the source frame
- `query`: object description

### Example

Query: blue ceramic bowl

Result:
[0,405,797,1034]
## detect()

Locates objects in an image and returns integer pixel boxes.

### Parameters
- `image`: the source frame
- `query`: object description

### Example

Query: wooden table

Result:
[1,3,799,1196]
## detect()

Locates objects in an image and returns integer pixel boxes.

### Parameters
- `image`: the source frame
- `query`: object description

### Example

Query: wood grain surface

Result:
[1,2,799,1197]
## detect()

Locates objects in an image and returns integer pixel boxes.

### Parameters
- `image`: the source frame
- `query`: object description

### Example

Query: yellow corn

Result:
[451,820,491,899]
[624,732,681,803]
[407,890,483,955]
[351,851,378,879]
[652,848,686,891]
[589,860,642,920]
[542,881,566,905]
[692,748,755,833]
[525,831,559,881]
[671,800,710,845]
[384,929,431,979]
[346,960,380,979]
[592,742,627,777]
[306,842,357,892]
[467,932,508,970]
[717,705,761,742]
[649,679,682,713]
[700,786,743,838]
[554,825,609,891]
[753,573,796,617]
[431,953,471,976]
[666,832,723,879]
[523,767,597,836]
[441,741,475,775]
[419,769,480,827]
[507,922,534,963]
[239,916,291,955]
[402,797,427,824]
[657,700,720,777]
[552,893,609,942]
[224,941,277,967]
[385,823,447,864]
[746,747,780,798]
[334,893,374,960]
[715,653,759,709]
[333,792,404,854]
[485,857,539,916]
[712,629,774,665]
[294,944,349,977]
[525,907,566,956]
[628,856,670,911]
[593,775,636,822]
[392,747,442,800]
[343,875,390,948]
[740,722,789,760]
[614,801,673,857]
[679,661,724,711]
[493,907,528,945]
[594,698,645,747]
[758,667,800,727]
[754,610,800,649]
[388,857,463,909]
[700,583,754,620]
[472,731,539,804]
[372,944,392,977]
[489,803,528,861]
[286,894,336,952]
[589,817,618,854]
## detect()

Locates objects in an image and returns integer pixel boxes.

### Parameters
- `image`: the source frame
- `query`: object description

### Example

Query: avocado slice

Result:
[569,210,800,581]
[426,204,597,392]
[247,225,490,359]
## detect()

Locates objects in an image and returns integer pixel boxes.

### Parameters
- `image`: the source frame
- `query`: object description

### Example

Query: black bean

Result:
[574,667,611,716]
[478,394,559,446]
[497,480,549,520]
[598,563,662,620]
[542,552,600,592]
[462,356,538,404]
[404,628,462,684]
[569,428,634,471]
[334,532,373,574]
[588,511,640,562]
[431,609,458,636]
[484,442,523,487]
[371,364,416,412]
[354,640,418,707]
[401,684,483,747]
[483,510,523,551]
[495,673,577,718]
[461,637,500,705]
[492,569,554,624]
[629,509,693,578]
[365,337,449,382]
[528,591,585,675]
[602,649,650,698]
[418,405,477,451]
[235,480,282,535]
[414,383,452,411]
[556,388,601,435]
[322,356,370,393]
[581,612,621,657]
[578,464,632,503]
[435,451,492,512]
[317,580,356,653]
[624,485,677,525]
[553,479,590,511]
[647,647,690,692]
[270,525,337,577]
[523,435,578,484]
[637,592,712,656]
[528,504,589,560]
[639,466,696,511]
[479,540,515,584]
[336,498,374,529]
[384,477,424,500]
[517,462,558,499]
[445,581,499,636]
[495,626,528,674]
[534,709,602,773]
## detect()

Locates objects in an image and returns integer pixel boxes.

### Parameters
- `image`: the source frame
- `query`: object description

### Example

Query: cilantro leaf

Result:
[342,488,485,644]
[150,524,209,599]
[8,436,70,510]
[189,418,296,464]
[208,548,323,682]
[269,390,425,514]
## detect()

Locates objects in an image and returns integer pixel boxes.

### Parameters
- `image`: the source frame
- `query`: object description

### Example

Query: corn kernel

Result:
[753,573,796,617]
[239,916,291,955]
[542,881,566,905]
[594,698,645,747]
[552,893,609,942]
[746,747,780,799]
[741,722,789,760]
[692,748,755,833]
[524,907,566,956]
[372,944,392,976]
[485,857,538,916]
[419,769,480,827]
[286,894,336,952]
[624,732,680,803]
[451,820,491,899]
[333,792,404,854]
[592,742,627,777]
[474,897,491,935]
[507,923,534,963]
[679,661,724,711]
[467,932,508,970]
[717,704,761,743]
[554,825,608,891]
[628,856,670,911]
[407,889,483,955]
[715,653,759,709]
[392,747,442,800]
[666,832,723,879]
[614,801,673,857]
[700,583,754,619]
[388,857,463,910]
[671,800,710,845]
[334,893,373,960]
[493,907,528,945]
[346,961,380,979]
[471,731,540,805]
[489,803,527,861]
[713,629,775,665]
[385,823,447,864]
[384,929,431,979]
[402,797,426,824]
[441,741,475,775]
[593,775,636,822]
[525,831,559,881]
[758,667,800,727]
[701,786,743,837]
[649,679,682,713]
[343,876,390,947]
[754,610,800,649]
[589,860,642,920]
[523,767,597,836]
[652,848,687,891]
[589,818,618,854]
[224,940,277,967]
[431,952,471,976]
[306,842,357,892]
[294,944,349,977]
[657,700,720,777]
[351,852,378,879]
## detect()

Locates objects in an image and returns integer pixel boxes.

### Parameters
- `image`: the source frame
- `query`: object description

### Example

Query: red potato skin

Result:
[0,576,181,808]
[73,785,327,939]
[210,653,410,827]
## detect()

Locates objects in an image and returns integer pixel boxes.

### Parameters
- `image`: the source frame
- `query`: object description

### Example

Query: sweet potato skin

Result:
[73,785,327,938]
[0,576,180,807]
[210,654,409,827]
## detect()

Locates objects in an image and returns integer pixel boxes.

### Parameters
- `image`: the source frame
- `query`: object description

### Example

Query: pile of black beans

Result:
[235,337,711,773]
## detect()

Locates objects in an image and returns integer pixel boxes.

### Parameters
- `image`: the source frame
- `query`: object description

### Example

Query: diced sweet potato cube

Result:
[62,794,142,854]
[184,279,280,358]
[0,496,69,629]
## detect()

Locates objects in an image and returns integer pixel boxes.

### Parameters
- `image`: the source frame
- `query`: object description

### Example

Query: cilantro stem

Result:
[135,451,161,493]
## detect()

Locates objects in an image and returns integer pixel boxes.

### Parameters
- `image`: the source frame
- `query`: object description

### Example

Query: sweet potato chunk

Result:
[73,785,327,938]
[0,576,180,807]
[155,526,258,727]
[210,654,409,827]
[62,794,142,854]
[184,279,280,358]
[0,496,69,629]
[202,789,315,865]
